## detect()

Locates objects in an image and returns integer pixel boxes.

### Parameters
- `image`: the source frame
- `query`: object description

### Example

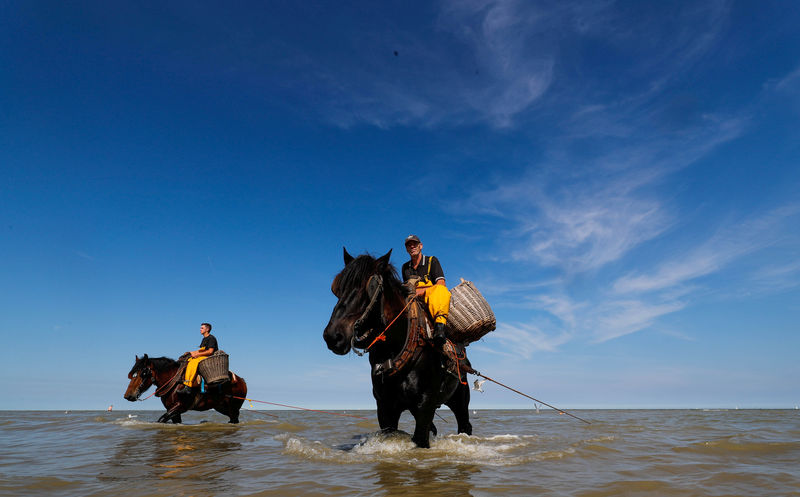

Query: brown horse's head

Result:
[324,247,395,355]
[124,354,154,402]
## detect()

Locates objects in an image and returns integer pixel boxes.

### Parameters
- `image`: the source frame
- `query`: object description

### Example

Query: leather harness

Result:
[372,295,428,377]
[349,272,464,380]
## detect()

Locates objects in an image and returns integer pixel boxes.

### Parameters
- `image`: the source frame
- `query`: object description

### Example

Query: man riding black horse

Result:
[324,247,472,448]
[401,235,450,348]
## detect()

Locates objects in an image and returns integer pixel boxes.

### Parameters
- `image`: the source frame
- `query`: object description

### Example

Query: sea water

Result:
[1,409,798,496]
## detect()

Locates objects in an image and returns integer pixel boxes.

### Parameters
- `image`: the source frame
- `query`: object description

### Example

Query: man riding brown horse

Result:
[177,322,217,395]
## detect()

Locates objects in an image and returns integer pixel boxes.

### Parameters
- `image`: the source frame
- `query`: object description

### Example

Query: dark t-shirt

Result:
[199,334,218,352]
[402,255,445,285]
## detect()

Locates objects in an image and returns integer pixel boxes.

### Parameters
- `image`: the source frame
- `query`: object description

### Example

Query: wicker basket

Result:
[445,279,496,343]
[197,350,230,384]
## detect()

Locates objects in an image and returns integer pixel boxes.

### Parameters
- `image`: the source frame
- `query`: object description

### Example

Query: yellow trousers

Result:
[184,356,208,387]
[420,283,451,325]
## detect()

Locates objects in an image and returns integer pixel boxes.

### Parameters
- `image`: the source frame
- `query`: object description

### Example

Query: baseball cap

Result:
[404,234,421,245]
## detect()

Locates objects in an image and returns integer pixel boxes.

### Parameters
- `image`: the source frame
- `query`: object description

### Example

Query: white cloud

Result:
[613,251,721,294]
[491,321,571,358]
[591,299,686,342]
[614,204,800,294]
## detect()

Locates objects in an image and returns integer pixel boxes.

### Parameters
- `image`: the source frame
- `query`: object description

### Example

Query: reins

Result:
[365,296,414,350]
[351,274,413,355]
[353,274,384,336]
[350,272,441,378]
[136,363,185,401]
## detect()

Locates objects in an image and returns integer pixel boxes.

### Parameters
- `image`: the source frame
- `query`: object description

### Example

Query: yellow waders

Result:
[418,283,451,325]
[184,354,209,387]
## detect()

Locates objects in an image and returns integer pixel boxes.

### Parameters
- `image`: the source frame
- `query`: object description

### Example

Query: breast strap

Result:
[372,296,427,377]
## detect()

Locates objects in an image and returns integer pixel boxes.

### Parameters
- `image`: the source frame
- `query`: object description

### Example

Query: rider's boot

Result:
[433,322,447,349]
[176,383,193,396]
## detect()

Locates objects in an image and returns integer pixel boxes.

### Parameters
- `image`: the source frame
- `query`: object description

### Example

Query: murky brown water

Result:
[1,409,798,496]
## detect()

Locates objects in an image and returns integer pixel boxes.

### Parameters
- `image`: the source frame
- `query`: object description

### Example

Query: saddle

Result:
[372,295,469,382]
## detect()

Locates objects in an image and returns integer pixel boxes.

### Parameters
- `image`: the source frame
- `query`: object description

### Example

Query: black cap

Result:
[404,234,421,245]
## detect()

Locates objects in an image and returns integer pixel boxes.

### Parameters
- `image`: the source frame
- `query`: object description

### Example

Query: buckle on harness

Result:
[373,359,393,376]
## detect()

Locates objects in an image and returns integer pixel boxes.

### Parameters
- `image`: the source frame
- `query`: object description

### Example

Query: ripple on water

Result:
[674,438,799,456]
[277,430,576,467]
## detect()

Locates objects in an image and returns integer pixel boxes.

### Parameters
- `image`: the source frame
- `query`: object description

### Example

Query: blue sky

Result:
[2,1,798,410]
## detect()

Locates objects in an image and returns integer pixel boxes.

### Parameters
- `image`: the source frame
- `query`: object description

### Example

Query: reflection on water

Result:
[99,423,242,495]
[374,461,479,497]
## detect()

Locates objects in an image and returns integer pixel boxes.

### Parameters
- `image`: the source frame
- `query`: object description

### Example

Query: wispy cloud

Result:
[590,299,686,342]
[491,321,572,358]
[614,205,800,294]
[73,251,95,261]
[476,202,800,355]
[441,4,800,356]
[275,0,567,129]
[746,260,800,296]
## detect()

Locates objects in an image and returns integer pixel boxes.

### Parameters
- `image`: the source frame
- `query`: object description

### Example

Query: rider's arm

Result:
[430,256,446,287]
[190,347,215,358]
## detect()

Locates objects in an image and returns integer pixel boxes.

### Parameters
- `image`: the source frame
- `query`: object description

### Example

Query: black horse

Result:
[124,354,247,424]
[323,248,472,448]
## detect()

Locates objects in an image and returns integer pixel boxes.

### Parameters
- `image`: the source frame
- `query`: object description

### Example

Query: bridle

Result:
[351,274,386,354]
[129,364,154,401]
[130,361,184,400]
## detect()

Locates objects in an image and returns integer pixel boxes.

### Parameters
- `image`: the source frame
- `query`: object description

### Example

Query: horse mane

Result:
[149,356,181,371]
[130,356,181,375]
[332,253,404,297]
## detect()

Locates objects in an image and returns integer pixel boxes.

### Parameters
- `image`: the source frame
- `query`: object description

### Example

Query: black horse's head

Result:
[124,354,154,401]
[324,247,395,355]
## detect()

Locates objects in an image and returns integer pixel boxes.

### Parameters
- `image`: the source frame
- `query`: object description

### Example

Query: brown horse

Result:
[124,354,247,424]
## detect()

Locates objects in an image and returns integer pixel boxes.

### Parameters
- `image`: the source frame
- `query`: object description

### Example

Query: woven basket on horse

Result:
[445,278,496,344]
[197,350,230,385]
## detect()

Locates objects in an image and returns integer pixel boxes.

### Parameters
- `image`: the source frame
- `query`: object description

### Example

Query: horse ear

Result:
[142,354,148,361]
[377,249,392,270]
[343,247,354,266]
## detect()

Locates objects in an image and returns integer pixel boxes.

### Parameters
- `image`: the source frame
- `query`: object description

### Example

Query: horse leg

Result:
[414,406,437,436]
[214,402,240,424]
[445,381,473,435]
[158,406,184,423]
[409,407,435,448]
[375,395,401,432]
[216,381,245,423]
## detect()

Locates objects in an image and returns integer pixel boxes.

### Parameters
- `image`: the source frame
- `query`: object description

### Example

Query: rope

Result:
[453,348,468,386]
[228,395,368,420]
[469,369,591,425]
[241,407,279,419]
[366,296,415,350]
